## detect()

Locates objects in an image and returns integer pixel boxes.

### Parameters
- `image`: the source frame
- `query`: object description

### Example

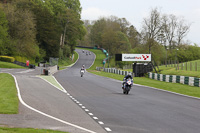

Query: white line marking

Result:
[11,74,97,133]
[88,113,93,116]
[85,109,89,112]
[82,106,86,109]
[105,127,112,132]
[93,117,98,120]
[98,121,104,125]
[79,104,83,106]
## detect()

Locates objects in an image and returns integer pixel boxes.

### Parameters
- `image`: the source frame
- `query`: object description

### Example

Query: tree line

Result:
[79,8,200,65]
[0,0,85,62]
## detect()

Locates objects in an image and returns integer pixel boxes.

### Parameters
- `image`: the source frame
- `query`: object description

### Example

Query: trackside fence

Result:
[148,72,200,87]
[96,67,133,76]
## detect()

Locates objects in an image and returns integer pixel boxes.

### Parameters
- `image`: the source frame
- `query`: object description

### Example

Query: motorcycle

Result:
[123,78,133,94]
[80,69,85,77]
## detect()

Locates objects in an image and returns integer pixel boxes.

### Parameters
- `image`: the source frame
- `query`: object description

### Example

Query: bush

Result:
[14,56,35,64]
[0,56,15,62]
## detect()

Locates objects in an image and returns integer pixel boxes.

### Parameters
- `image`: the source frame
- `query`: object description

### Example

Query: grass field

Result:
[154,65,200,78]
[0,61,26,69]
[0,127,68,133]
[0,73,18,114]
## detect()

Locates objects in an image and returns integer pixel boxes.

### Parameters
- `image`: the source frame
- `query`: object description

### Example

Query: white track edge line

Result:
[11,74,96,133]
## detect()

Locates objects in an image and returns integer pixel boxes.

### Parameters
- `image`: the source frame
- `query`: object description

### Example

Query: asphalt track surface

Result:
[54,49,200,133]
[0,68,106,132]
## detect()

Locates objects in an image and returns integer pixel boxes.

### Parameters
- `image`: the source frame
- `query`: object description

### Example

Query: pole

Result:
[165,48,168,67]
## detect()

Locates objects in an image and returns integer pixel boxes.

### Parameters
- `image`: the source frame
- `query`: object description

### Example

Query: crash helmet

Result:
[128,72,132,76]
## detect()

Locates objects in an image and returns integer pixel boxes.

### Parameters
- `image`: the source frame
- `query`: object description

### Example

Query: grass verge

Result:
[38,75,64,91]
[0,73,18,114]
[0,127,68,133]
[58,52,79,70]
[154,65,200,78]
[0,61,26,69]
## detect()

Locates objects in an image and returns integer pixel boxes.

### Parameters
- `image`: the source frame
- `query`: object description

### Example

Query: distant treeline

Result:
[79,8,200,65]
[0,0,85,62]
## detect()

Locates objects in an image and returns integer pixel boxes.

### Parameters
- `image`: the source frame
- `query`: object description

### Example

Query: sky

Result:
[79,0,200,45]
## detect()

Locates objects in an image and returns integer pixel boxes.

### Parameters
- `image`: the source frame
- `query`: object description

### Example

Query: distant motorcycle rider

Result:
[122,73,133,89]
[80,65,85,72]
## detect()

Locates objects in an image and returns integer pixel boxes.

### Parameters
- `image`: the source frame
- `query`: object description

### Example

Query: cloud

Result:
[81,7,112,20]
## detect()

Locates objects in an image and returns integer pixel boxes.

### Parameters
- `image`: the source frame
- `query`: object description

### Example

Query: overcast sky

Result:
[80,0,200,45]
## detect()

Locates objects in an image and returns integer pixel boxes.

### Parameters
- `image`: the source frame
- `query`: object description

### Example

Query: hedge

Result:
[0,56,15,62]
[14,56,35,64]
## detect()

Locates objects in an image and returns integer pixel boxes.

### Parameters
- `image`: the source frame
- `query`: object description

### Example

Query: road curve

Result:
[0,64,106,132]
[55,49,200,133]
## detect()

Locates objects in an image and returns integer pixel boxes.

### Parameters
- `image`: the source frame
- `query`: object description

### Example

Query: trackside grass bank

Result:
[78,48,200,98]
[0,61,26,69]
[0,73,18,114]
[58,52,79,70]
[0,127,68,133]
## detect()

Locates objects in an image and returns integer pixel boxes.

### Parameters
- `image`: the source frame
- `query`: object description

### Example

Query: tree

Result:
[102,30,131,55]
[0,5,9,55]
[162,14,178,49]
[3,1,39,58]
[127,25,140,48]
[176,18,190,46]
[90,18,107,47]
[142,8,163,53]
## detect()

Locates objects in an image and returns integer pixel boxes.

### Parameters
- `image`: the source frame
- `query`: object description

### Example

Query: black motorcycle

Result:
[123,78,132,94]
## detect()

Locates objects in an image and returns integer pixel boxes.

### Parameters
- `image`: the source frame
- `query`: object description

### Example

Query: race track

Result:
[55,49,200,133]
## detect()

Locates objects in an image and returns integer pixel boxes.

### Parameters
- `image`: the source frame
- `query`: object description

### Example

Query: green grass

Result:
[38,75,64,91]
[0,127,68,133]
[0,61,26,69]
[0,73,18,114]
[58,52,79,70]
[155,65,200,78]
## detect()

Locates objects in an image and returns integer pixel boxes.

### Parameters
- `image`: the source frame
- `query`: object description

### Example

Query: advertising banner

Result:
[122,54,151,62]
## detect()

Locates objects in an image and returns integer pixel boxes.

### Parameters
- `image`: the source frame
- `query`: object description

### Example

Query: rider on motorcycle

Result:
[122,73,133,89]
[80,65,85,72]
